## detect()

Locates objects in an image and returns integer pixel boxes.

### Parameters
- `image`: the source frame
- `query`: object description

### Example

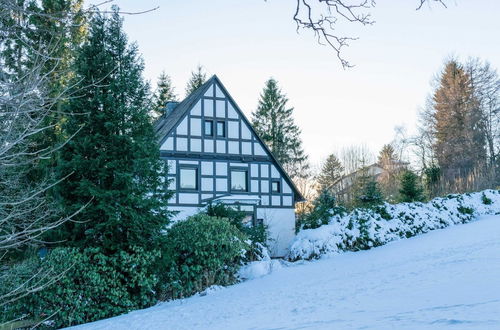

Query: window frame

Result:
[230,168,248,192]
[216,120,226,138]
[271,180,281,193]
[178,165,199,191]
[204,120,214,137]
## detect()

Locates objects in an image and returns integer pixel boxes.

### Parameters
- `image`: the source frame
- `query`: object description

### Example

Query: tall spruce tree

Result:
[432,60,486,182]
[317,154,344,193]
[185,65,207,96]
[153,71,177,117]
[252,78,308,179]
[54,8,171,252]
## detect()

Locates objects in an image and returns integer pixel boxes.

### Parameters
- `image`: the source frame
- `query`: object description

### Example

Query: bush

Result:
[159,214,249,300]
[482,192,493,205]
[298,190,346,230]
[353,179,384,209]
[205,202,268,246]
[457,206,474,215]
[4,247,159,328]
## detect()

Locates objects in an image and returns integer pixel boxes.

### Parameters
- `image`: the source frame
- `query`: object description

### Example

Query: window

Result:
[271,180,281,193]
[204,120,213,136]
[179,167,198,190]
[216,121,225,137]
[231,169,248,191]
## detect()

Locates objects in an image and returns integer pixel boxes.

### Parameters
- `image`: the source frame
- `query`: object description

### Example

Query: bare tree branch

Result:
[291,0,449,68]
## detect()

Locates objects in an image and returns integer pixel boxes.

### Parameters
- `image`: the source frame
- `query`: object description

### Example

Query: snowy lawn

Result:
[71,215,500,330]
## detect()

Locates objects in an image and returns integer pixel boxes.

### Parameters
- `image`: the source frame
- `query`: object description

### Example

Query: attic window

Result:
[216,121,225,137]
[271,180,281,193]
[204,120,213,136]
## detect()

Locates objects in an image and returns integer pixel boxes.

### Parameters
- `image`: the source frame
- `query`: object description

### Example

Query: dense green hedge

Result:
[158,214,249,300]
[2,246,159,328]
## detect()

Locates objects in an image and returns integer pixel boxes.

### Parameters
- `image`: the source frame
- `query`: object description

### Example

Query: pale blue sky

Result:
[90,0,500,165]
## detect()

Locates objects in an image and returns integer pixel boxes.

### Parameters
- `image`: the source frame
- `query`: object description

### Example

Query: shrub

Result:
[5,246,159,328]
[298,190,346,230]
[482,193,493,205]
[353,180,384,209]
[457,206,474,215]
[159,214,249,300]
[204,202,268,248]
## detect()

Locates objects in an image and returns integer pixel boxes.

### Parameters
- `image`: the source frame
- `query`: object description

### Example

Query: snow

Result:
[289,190,500,260]
[70,214,500,330]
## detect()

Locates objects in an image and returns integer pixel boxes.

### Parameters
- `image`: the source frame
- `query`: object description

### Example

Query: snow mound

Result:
[289,190,500,260]
[238,243,283,280]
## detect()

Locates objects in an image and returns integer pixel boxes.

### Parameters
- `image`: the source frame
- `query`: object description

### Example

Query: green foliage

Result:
[398,170,425,203]
[204,202,268,245]
[423,165,441,197]
[205,202,246,230]
[298,190,346,230]
[153,71,177,116]
[52,7,172,252]
[316,154,344,193]
[185,65,207,96]
[482,192,493,205]
[373,205,392,220]
[351,171,384,209]
[457,206,474,215]
[159,214,249,300]
[251,78,308,179]
[4,247,159,328]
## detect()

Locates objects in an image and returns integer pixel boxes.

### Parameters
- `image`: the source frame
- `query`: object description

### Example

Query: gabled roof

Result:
[154,75,305,202]
[154,78,214,145]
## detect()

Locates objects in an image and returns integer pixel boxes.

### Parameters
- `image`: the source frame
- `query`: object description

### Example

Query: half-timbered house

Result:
[154,75,304,257]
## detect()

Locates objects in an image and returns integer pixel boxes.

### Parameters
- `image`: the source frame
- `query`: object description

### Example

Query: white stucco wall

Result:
[256,207,296,258]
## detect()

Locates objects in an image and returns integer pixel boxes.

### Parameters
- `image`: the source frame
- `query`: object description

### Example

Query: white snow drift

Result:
[71,213,500,329]
[289,189,500,260]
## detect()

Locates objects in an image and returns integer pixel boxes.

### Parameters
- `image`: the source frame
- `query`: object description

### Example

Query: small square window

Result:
[204,120,213,136]
[180,167,198,190]
[217,121,225,137]
[231,169,248,192]
[271,181,280,193]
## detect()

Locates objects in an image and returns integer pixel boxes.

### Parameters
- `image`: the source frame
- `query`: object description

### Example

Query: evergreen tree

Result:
[153,71,177,117]
[252,78,309,179]
[377,144,397,166]
[351,167,384,208]
[54,7,171,252]
[185,65,207,96]
[317,154,344,193]
[398,170,424,202]
[377,144,403,201]
[432,60,487,182]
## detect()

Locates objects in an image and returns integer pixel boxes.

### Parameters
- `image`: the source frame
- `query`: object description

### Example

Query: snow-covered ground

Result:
[72,214,500,330]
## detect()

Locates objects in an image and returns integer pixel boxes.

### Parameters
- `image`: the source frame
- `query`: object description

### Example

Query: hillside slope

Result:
[72,215,500,330]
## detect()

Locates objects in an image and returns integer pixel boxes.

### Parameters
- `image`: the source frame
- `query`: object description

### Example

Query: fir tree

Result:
[153,71,177,117]
[398,170,425,203]
[252,78,309,179]
[351,167,384,208]
[54,7,171,252]
[317,154,344,193]
[377,144,397,166]
[432,60,487,182]
[185,65,207,96]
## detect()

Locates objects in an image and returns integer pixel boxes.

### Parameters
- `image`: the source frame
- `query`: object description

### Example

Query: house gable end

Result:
[156,75,304,202]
